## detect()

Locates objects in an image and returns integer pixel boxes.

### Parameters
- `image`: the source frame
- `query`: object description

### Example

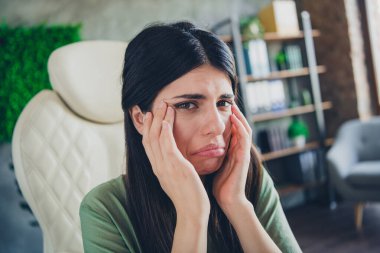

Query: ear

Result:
[129,105,145,135]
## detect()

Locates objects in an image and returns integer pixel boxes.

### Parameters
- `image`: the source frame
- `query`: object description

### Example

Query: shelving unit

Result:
[260,137,333,161]
[247,66,326,82]
[277,180,323,197]
[219,29,321,43]
[213,11,331,205]
[252,101,332,122]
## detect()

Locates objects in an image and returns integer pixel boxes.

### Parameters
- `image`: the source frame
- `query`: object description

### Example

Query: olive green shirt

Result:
[80,169,302,252]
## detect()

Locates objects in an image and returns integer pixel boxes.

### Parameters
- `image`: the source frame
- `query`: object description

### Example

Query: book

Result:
[285,44,303,70]
[247,39,270,78]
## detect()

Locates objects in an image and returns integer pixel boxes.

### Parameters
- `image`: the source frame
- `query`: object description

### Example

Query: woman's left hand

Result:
[213,104,252,209]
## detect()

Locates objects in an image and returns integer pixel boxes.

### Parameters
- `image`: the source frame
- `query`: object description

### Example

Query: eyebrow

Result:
[171,93,235,100]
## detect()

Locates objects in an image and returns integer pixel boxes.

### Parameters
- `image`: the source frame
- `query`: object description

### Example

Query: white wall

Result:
[0,0,271,41]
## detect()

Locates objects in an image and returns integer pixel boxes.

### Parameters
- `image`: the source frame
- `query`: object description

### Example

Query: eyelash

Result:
[173,100,233,110]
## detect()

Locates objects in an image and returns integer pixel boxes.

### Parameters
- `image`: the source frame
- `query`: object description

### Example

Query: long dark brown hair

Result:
[121,21,262,252]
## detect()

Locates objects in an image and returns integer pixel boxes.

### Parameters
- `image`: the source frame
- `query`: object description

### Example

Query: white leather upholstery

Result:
[48,40,125,123]
[12,40,128,253]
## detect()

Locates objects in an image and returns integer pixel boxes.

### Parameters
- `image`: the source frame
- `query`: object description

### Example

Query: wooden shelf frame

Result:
[219,30,321,43]
[277,181,324,197]
[252,101,333,122]
[247,65,326,82]
[260,138,334,161]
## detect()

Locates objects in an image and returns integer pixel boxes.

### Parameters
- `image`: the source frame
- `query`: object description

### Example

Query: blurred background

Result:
[1,0,379,252]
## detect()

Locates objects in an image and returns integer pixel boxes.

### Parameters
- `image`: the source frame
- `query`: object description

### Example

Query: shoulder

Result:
[80,176,141,252]
[80,175,127,214]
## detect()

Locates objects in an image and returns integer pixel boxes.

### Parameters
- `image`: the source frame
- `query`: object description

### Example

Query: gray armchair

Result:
[327,117,380,230]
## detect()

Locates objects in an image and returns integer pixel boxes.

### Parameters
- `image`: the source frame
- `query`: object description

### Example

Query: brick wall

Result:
[295,0,375,138]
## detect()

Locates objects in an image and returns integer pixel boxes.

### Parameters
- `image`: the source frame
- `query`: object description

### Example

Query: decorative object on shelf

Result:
[301,89,312,105]
[287,118,310,147]
[275,49,288,70]
[240,16,264,40]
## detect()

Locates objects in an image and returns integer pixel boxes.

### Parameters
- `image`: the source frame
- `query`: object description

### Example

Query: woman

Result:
[80,21,302,253]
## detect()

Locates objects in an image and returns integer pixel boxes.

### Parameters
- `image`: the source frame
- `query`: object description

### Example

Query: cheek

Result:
[172,116,196,155]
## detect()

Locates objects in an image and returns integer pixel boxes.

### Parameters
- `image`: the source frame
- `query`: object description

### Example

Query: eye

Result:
[217,100,233,108]
[174,101,198,110]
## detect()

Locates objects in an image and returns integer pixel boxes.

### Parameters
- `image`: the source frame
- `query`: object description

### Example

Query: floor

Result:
[287,201,380,253]
[0,142,379,253]
[0,143,42,253]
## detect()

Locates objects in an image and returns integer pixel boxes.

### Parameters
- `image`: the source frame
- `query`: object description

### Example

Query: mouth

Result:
[192,144,226,158]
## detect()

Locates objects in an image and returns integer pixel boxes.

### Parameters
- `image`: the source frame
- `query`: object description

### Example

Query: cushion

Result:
[346,161,380,189]
[48,40,127,124]
[357,118,380,161]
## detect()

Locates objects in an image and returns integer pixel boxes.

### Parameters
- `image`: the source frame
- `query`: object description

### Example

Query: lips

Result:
[193,144,226,158]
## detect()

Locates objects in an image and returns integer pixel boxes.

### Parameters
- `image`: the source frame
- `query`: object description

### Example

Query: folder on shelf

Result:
[247,39,270,78]
[258,0,300,35]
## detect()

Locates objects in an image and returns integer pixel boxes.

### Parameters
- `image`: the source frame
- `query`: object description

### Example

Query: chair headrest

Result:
[48,40,127,123]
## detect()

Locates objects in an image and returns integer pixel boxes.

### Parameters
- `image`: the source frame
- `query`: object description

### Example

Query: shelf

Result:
[247,66,326,82]
[260,138,334,161]
[252,101,333,122]
[277,181,323,197]
[277,184,304,196]
[264,30,321,41]
[215,13,327,205]
[219,30,321,43]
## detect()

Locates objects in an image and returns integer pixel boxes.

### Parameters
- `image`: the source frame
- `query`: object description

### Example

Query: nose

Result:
[201,107,226,136]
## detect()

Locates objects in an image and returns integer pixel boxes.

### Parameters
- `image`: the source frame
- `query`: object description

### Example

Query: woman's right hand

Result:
[142,101,210,221]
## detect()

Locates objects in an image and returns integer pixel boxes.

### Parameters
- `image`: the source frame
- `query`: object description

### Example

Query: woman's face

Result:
[151,64,234,175]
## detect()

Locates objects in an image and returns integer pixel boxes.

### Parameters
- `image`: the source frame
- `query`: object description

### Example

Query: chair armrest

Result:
[327,139,358,178]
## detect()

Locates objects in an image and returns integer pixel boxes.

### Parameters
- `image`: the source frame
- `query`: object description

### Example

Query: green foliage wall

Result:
[0,24,81,143]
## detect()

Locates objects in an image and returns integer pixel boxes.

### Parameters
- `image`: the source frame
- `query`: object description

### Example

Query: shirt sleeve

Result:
[79,177,139,253]
[79,192,131,253]
[255,168,303,253]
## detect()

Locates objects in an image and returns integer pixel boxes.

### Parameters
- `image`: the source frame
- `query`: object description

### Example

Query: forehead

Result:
[157,65,233,98]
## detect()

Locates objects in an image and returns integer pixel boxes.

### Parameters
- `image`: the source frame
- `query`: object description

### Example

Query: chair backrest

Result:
[338,117,380,161]
[12,40,128,253]
[356,117,380,161]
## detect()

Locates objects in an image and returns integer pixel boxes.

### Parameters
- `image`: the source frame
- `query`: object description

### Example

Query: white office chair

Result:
[12,40,128,253]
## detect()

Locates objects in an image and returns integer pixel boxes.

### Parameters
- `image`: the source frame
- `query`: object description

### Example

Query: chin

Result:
[193,157,225,176]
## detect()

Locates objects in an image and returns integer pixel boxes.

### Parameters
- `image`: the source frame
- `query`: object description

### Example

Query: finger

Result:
[141,112,158,170]
[150,101,167,139]
[232,104,251,134]
[142,112,153,149]
[149,101,167,164]
[164,106,175,129]
[230,123,238,147]
[161,120,186,163]
[231,113,250,141]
